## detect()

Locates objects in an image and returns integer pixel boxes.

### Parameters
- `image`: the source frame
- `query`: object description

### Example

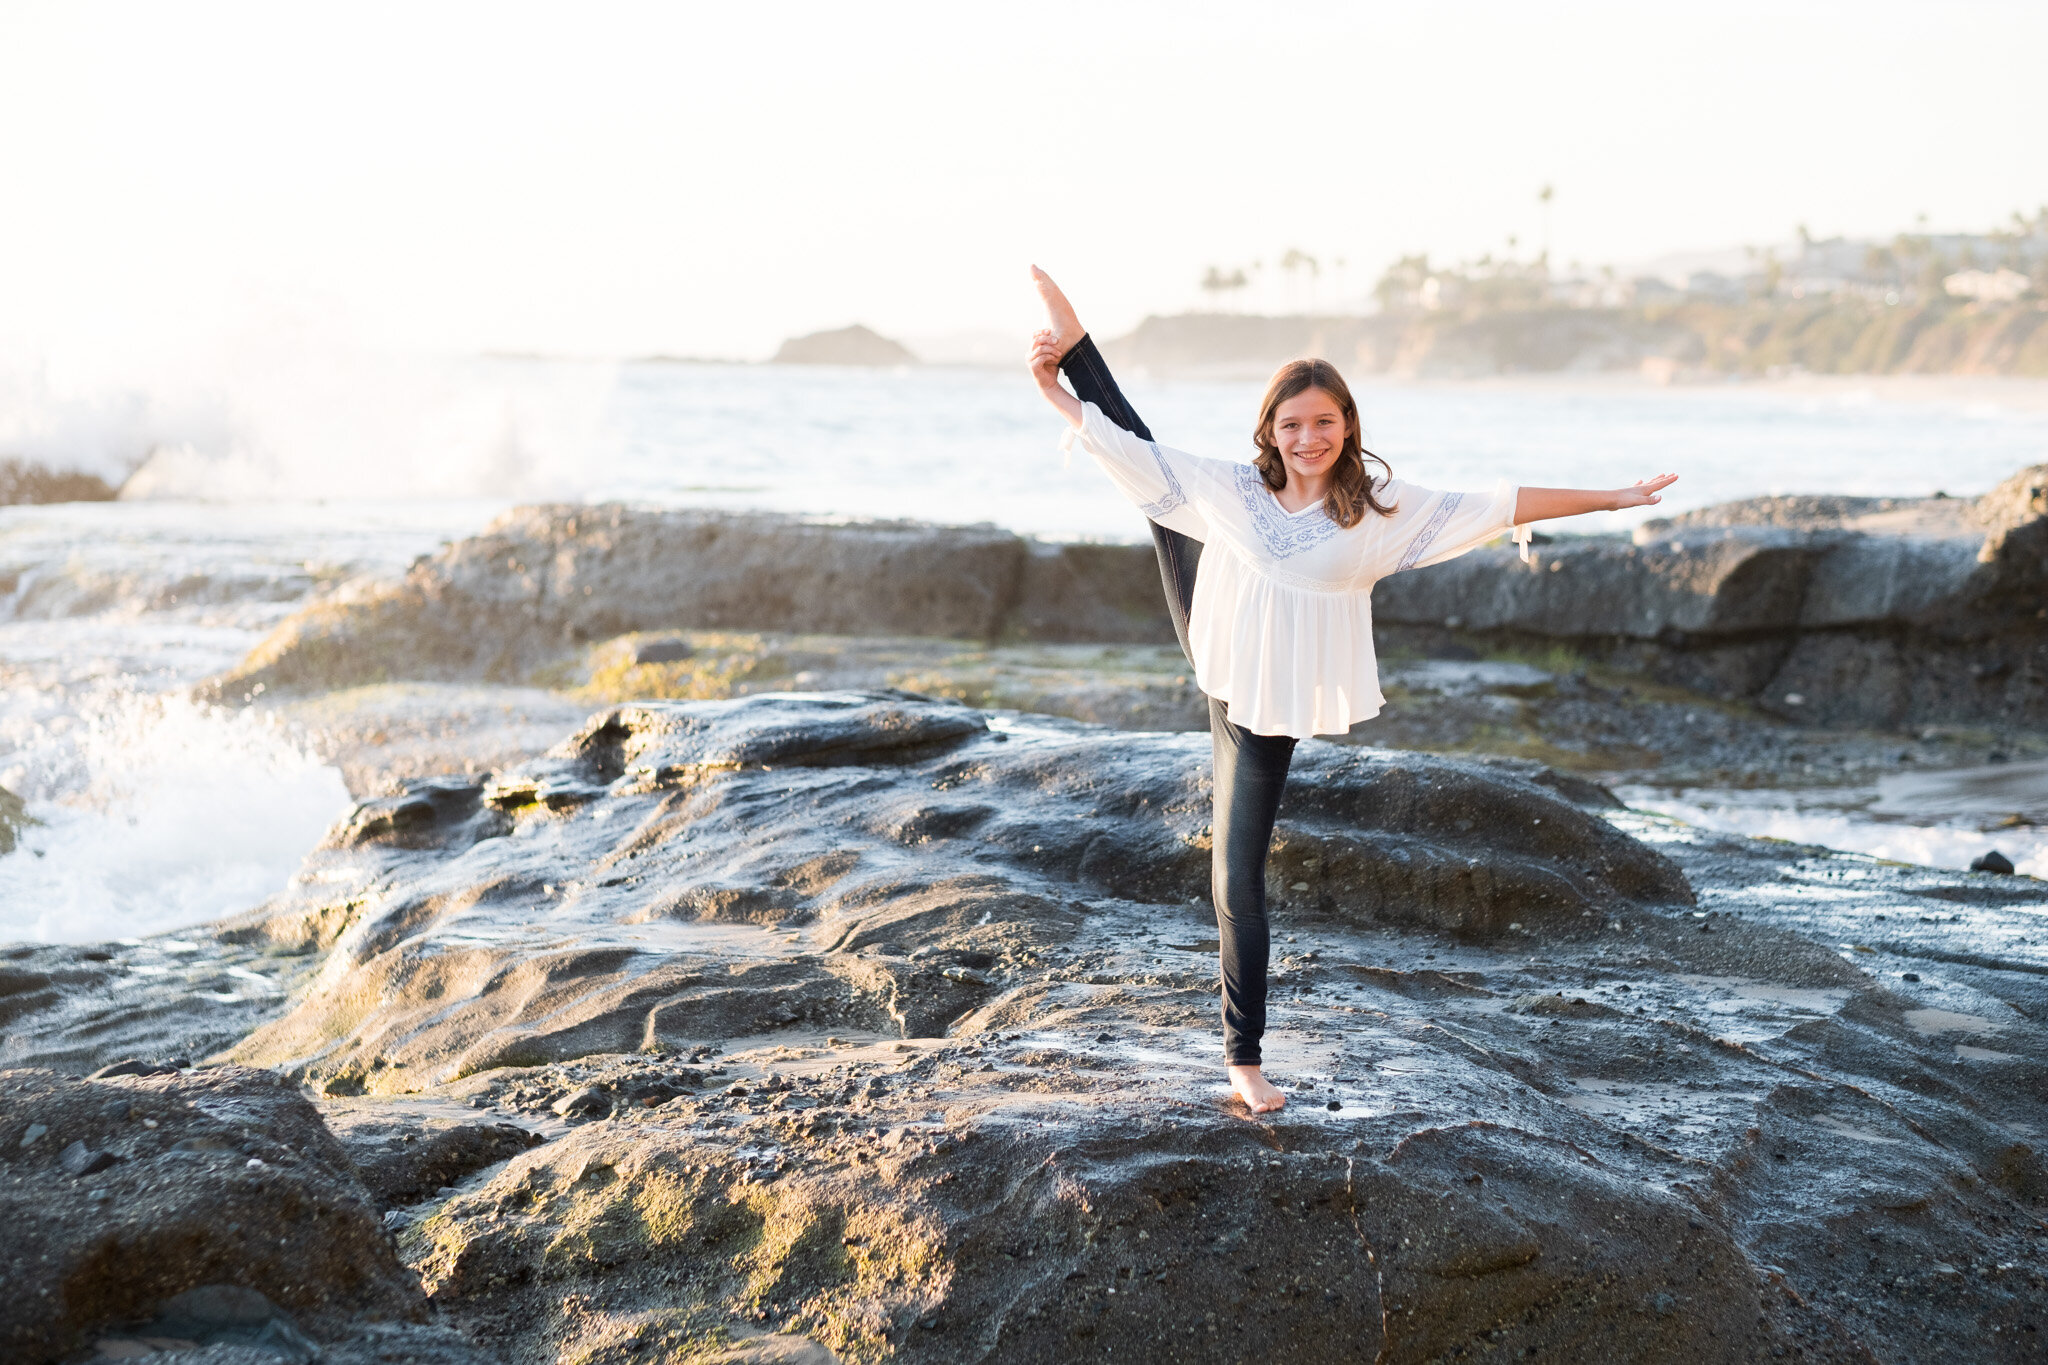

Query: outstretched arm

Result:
[1030,331,1084,427]
[1515,475,1678,523]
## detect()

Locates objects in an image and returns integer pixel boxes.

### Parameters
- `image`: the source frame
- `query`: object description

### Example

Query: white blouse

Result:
[1063,400,1528,739]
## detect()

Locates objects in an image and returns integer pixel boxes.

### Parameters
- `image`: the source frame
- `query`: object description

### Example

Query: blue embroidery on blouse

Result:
[1233,462,1340,558]
[1135,439,1188,520]
[1394,491,1464,571]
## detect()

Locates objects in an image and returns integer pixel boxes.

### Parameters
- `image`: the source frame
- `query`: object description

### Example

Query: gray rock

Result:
[0,1066,424,1363]
[551,1086,612,1119]
[631,636,695,665]
[57,1138,120,1177]
[1375,462,2048,727]
[223,694,1686,1093]
[7,693,2043,1364]
[89,1058,180,1080]
[201,463,2048,730]
[206,508,1035,697]
[330,1117,546,1208]
[147,1285,320,1364]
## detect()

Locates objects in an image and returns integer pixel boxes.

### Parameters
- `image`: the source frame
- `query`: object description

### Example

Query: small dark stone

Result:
[58,1139,121,1177]
[1902,973,1921,983]
[149,1284,320,1363]
[633,638,695,666]
[552,1086,611,1118]
[1970,851,2016,875]
[1326,1099,1342,1111]
[1094,1032,1113,1043]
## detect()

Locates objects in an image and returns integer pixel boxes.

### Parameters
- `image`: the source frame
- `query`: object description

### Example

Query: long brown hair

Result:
[1252,358,1394,527]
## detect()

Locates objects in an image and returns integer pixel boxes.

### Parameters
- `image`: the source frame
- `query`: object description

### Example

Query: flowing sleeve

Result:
[1378,478,1525,574]
[1059,400,1212,540]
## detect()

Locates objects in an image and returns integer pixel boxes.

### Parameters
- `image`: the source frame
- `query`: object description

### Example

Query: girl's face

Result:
[1271,388,1351,486]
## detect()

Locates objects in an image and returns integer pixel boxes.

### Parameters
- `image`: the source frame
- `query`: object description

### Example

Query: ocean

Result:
[3,359,2046,942]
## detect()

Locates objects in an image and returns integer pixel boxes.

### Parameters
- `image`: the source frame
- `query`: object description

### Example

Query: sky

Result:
[2,0,2046,366]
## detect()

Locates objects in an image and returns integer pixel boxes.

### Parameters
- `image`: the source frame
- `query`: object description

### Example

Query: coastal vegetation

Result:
[1122,212,2048,378]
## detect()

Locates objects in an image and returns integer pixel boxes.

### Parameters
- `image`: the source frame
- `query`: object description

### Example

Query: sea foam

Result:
[1618,787,2048,880]
[0,689,350,944]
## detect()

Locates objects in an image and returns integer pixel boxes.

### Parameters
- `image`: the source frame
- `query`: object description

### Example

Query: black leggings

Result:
[1059,335,1297,1067]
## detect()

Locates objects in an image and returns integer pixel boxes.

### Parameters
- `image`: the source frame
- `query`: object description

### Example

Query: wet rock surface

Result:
[0,938,302,1078]
[217,692,1688,1094]
[5,692,2048,1361]
[1375,463,2048,729]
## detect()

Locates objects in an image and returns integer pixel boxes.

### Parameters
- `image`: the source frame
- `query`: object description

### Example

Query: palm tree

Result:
[1200,265,1250,313]
[1280,248,1320,312]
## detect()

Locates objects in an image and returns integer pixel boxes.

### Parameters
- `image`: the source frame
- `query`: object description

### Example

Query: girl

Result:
[1027,267,1676,1114]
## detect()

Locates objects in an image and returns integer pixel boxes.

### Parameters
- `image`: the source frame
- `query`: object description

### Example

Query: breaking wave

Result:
[0,687,351,943]
[0,344,613,503]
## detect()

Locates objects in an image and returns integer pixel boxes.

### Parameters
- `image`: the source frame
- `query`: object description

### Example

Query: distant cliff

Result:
[1102,299,2048,380]
[771,324,918,366]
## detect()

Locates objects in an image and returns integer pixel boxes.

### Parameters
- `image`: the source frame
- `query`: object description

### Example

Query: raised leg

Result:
[1054,334,1201,666]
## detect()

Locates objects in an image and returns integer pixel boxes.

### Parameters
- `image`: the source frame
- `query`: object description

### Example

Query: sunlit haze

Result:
[5,0,2046,368]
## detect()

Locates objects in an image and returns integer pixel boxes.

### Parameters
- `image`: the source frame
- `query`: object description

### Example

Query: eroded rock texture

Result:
[6,693,2047,1362]
[221,692,1686,1092]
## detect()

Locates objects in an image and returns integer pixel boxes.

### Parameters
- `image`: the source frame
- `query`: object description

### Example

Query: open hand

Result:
[1614,473,1679,509]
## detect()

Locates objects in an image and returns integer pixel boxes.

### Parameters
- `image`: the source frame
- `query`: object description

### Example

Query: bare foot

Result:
[1229,1064,1286,1115]
[1030,265,1086,357]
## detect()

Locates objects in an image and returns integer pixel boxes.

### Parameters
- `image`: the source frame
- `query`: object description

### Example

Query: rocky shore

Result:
[5,468,2048,1363]
[210,463,2047,740]
[1375,463,2048,731]
[5,692,2047,1362]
